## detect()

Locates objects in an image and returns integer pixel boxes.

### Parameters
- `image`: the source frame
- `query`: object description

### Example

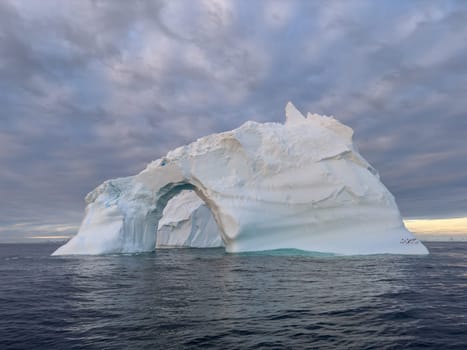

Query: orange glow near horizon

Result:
[404,217,467,235]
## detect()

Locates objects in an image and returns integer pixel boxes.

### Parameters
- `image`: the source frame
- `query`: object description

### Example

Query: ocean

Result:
[0,242,466,349]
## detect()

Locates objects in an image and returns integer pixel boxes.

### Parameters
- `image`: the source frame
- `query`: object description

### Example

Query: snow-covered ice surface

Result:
[53,103,428,255]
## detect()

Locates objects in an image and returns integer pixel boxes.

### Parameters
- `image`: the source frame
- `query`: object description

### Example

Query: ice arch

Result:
[53,170,233,255]
[156,190,223,248]
[53,103,428,255]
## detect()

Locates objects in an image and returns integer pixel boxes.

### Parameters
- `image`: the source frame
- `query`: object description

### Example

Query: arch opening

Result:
[153,183,224,249]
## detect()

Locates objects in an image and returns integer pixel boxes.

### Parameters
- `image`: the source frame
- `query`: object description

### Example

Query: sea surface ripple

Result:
[0,242,466,349]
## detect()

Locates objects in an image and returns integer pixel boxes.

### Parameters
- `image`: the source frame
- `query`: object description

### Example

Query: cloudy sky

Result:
[1,0,467,241]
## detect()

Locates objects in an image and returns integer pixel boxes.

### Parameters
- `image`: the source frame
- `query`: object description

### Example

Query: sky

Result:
[1,0,467,241]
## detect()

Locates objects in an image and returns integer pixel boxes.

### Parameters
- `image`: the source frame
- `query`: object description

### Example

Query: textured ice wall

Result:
[156,190,223,248]
[53,103,428,255]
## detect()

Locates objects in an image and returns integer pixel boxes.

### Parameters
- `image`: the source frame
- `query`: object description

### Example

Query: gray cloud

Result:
[1,0,467,241]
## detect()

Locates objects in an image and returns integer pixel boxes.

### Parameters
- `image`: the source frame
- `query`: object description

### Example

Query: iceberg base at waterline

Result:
[53,103,428,256]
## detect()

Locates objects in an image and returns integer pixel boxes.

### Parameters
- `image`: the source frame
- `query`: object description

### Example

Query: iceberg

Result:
[53,103,428,255]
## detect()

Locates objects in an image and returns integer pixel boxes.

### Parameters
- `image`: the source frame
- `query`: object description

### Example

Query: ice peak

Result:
[285,101,306,125]
[306,112,354,141]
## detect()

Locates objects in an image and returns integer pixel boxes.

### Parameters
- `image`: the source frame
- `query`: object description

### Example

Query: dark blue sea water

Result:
[0,242,466,349]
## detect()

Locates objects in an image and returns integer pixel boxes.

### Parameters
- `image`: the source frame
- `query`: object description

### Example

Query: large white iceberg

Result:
[53,103,428,255]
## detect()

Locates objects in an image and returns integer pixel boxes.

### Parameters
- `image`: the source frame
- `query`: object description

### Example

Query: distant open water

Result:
[0,242,466,349]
